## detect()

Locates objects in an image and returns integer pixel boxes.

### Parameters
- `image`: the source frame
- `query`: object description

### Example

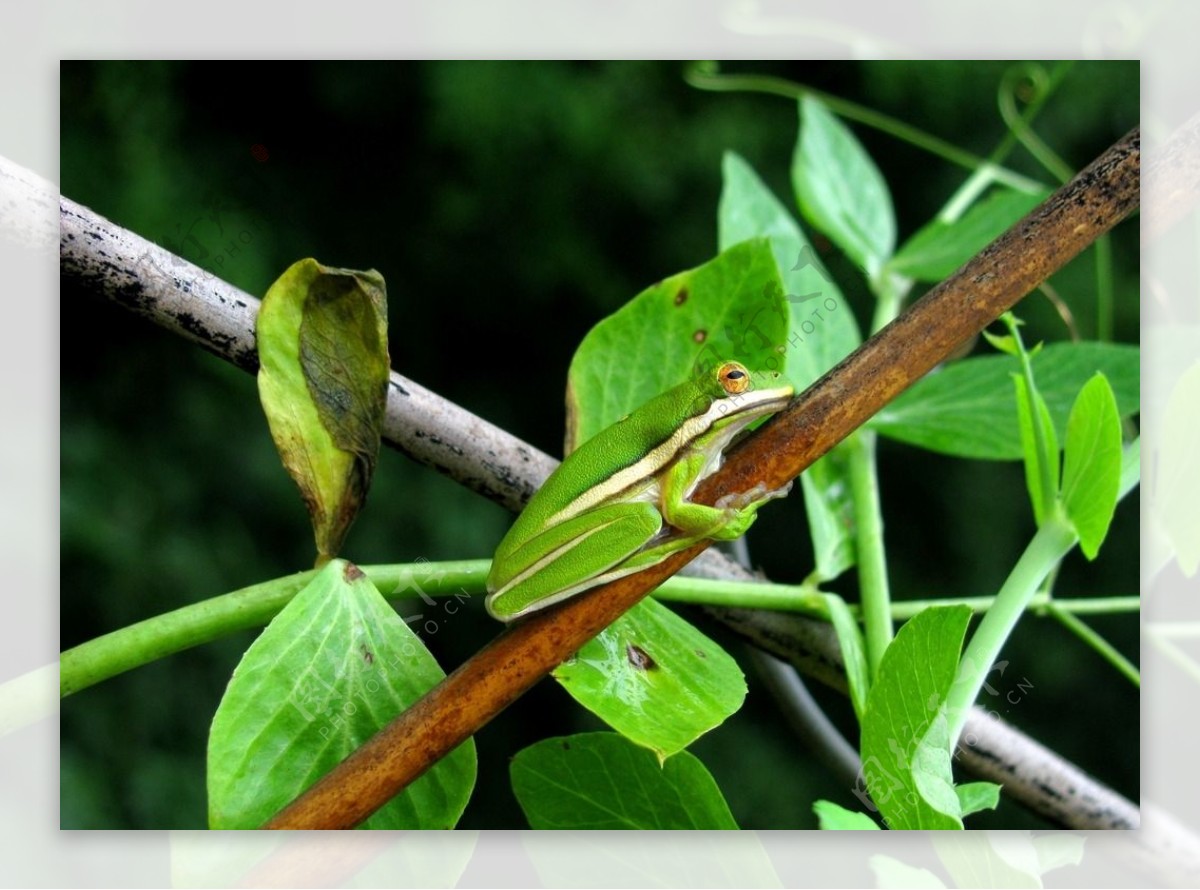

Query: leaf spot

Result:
[626,644,657,670]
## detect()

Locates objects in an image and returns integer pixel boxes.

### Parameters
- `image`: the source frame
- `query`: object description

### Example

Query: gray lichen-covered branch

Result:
[59,193,549,515]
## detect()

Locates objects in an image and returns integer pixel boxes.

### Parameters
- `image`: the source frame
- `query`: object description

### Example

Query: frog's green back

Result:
[494,374,711,560]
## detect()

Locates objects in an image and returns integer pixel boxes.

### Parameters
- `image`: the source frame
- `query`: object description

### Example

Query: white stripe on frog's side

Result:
[486,517,625,601]
[545,386,792,528]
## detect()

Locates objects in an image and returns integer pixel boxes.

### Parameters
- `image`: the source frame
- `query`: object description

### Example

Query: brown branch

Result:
[258,128,1140,829]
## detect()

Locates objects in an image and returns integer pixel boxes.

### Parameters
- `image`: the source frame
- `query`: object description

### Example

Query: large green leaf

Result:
[552,597,746,759]
[207,559,476,829]
[719,151,859,580]
[870,342,1139,460]
[1061,374,1122,559]
[791,96,895,281]
[887,187,1051,282]
[812,800,880,830]
[718,151,861,392]
[555,239,789,750]
[566,237,788,449]
[860,605,973,830]
[257,259,389,562]
[510,733,737,829]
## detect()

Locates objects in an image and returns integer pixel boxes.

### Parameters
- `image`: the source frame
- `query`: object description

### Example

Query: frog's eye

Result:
[716,361,751,395]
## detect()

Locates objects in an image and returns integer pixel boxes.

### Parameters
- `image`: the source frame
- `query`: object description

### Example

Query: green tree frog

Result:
[485,360,794,621]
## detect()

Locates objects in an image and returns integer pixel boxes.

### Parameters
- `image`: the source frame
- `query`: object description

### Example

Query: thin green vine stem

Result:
[59,561,491,697]
[682,62,1044,194]
[58,557,1138,699]
[1045,602,1140,686]
[946,516,1078,747]
[997,62,1076,185]
[897,593,1138,619]
[940,61,1071,222]
[1094,233,1115,341]
[843,251,914,677]
[659,584,1137,620]
[60,571,312,697]
[655,580,831,616]
[990,61,1075,167]
[846,430,893,678]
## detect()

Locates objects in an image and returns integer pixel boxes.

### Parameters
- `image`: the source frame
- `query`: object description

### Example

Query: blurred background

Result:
[60,60,1139,829]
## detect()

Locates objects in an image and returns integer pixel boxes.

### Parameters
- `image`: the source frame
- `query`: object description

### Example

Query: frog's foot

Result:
[715,479,794,512]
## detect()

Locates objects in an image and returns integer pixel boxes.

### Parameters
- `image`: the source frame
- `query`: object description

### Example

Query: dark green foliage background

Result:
[60,61,1139,829]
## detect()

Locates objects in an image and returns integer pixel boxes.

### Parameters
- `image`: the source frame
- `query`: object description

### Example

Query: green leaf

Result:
[566,237,788,449]
[552,597,746,758]
[1061,374,1123,559]
[719,151,860,580]
[888,187,1051,281]
[1014,374,1060,525]
[510,732,737,829]
[800,458,856,582]
[719,152,862,392]
[911,710,961,818]
[792,96,895,281]
[812,799,880,830]
[207,559,476,829]
[257,259,390,562]
[870,342,1139,460]
[860,605,973,830]
[984,317,1042,361]
[982,329,1021,357]
[955,781,1001,817]
[1119,437,1141,501]
[824,593,870,720]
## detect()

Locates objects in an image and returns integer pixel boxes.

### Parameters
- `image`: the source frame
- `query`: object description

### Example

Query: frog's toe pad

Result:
[716,479,794,511]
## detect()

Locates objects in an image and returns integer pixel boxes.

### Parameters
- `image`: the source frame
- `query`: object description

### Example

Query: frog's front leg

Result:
[659,450,792,541]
